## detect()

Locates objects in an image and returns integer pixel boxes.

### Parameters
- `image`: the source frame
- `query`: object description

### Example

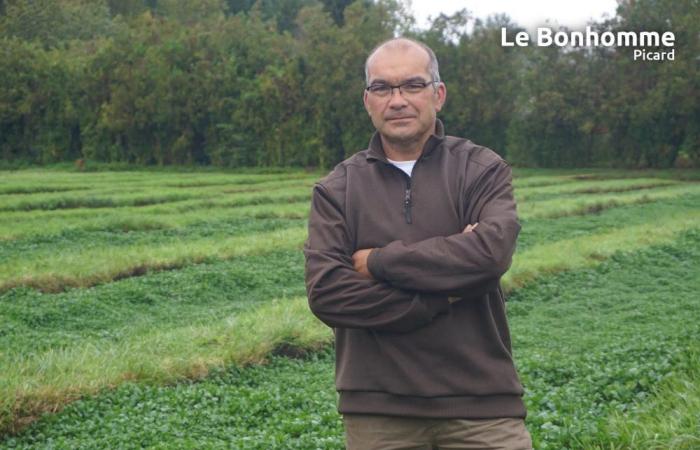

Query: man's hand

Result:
[463,222,478,233]
[352,248,374,279]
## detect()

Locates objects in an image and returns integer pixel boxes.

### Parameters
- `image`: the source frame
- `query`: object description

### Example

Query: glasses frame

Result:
[365,79,440,98]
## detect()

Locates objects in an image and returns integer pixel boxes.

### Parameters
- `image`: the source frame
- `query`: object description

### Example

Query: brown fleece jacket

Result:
[303,120,526,419]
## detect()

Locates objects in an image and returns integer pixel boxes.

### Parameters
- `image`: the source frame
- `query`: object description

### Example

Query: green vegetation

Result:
[517,183,700,219]
[514,178,679,201]
[0,0,697,169]
[509,229,700,449]
[2,350,343,450]
[2,170,699,293]
[0,225,308,292]
[589,351,700,450]
[505,207,699,290]
[0,168,698,449]
[2,217,698,449]
[0,201,312,240]
[516,192,700,252]
[0,181,315,212]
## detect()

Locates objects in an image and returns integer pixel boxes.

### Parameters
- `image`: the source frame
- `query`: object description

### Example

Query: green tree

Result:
[0,0,114,48]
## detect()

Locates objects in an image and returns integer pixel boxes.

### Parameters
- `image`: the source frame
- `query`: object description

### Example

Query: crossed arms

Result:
[303,160,520,333]
[352,222,478,290]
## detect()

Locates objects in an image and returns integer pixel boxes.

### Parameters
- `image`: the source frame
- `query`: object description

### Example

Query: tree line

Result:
[0,0,697,168]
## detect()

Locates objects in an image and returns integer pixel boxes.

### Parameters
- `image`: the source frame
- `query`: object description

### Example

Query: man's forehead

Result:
[366,44,431,82]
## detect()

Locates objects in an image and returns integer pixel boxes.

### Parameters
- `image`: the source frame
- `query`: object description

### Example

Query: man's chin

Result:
[382,122,416,136]
[381,130,421,146]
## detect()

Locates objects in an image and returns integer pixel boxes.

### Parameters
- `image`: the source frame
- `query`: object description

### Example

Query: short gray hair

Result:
[364,37,441,87]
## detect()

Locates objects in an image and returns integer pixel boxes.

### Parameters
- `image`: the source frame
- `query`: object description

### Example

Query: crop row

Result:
[0,179,317,212]
[514,178,677,201]
[517,183,700,218]
[0,170,316,191]
[0,199,311,241]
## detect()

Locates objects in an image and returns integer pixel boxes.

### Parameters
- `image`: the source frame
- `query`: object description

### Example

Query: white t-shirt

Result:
[387,158,417,177]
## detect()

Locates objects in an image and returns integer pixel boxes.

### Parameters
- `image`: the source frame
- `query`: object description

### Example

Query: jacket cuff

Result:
[367,247,386,281]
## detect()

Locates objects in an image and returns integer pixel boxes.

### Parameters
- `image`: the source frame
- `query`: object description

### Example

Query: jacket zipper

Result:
[383,158,419,225]
[403,176,412,224]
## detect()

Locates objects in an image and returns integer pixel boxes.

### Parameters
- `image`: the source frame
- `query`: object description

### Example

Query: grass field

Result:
[0,167,699,449]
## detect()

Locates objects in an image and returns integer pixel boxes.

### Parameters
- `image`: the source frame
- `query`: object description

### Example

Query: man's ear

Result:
[363,90,371,115]
[435,82,447,112]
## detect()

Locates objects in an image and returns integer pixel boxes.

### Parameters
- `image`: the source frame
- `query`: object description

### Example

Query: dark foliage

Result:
[0,0,697,168]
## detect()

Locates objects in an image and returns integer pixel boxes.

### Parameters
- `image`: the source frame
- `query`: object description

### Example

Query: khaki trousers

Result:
[343,414,533,450]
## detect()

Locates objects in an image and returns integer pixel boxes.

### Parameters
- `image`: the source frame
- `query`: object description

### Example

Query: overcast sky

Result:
[409,0,620,32]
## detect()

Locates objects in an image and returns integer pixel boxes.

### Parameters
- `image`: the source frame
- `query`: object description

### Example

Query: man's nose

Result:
[387,87,409,108]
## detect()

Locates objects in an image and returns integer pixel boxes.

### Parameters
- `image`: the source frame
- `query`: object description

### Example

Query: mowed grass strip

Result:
[0,169,315,190]
[0,178,316,212]
[0,226,309,293]
[512,168,700,183]
[0,180,313,223]
[0,201,310,241]
[517,192,700,252]
[3,230,698,448]
[514,177,679,201]
[0,181,314,223]
[0,191,198,212]
[0,194,312,241]
[0,185,92,195]
[511,170,657,189]
[509,168,640,188]
[0,169,316,208]
[517,182,700,219]
[0,250,308,358]
[503,209,700,291]
[512,175,581,189]
[0,248,310,434]
[0,296,331,436]
[0,174,318,200]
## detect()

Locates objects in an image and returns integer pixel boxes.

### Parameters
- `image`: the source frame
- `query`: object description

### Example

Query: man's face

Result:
[363,44,446,150]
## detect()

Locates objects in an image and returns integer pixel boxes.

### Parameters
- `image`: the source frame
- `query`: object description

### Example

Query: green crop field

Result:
[1,167,699,449]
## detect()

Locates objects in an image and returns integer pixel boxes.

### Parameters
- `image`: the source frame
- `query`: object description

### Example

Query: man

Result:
[303,37,532,450]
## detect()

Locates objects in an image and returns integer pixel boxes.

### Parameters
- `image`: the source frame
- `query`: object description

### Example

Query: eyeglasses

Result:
[365,80,439,98]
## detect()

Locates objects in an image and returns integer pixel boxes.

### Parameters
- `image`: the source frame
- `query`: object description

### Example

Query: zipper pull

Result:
[404,179,412,224]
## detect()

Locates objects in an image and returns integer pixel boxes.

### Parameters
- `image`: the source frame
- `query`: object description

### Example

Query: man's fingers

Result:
[462,222,479,233]
[352,249,374,279]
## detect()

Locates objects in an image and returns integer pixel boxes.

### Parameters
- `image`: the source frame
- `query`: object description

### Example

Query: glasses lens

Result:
[368,84,391,96]
[401,82,428,94]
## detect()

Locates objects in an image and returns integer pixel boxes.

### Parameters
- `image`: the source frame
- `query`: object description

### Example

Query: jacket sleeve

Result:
[304,182,450,333]
[366,160,520,298]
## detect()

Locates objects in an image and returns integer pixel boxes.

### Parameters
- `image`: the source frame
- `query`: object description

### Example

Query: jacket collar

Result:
[366,119,446,162]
